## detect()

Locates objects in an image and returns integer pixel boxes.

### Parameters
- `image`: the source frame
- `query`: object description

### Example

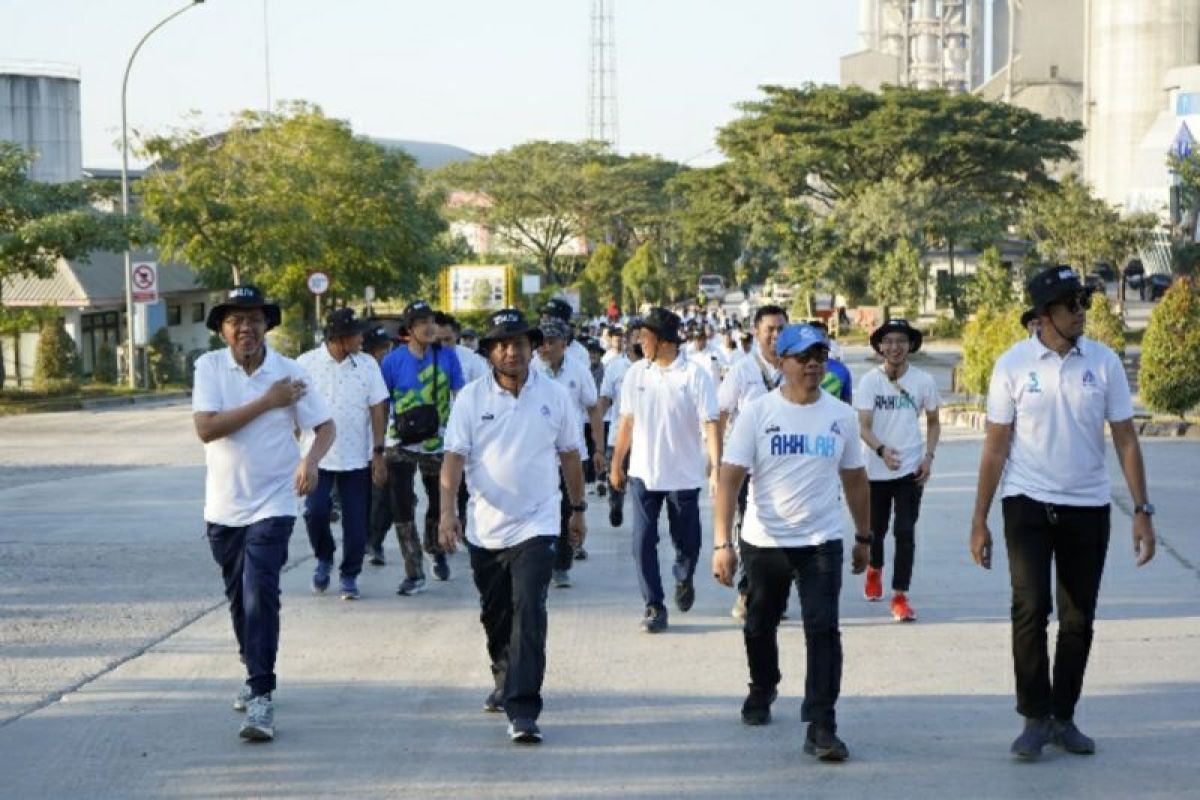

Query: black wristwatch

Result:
[570,502,588,513]
[1134,503,1155,516]
[373,445,386,455]
[875,444,885,458]
[854,533,873,545]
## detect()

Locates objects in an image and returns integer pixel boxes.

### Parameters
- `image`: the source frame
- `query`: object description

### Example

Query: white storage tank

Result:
[0,61,82,184]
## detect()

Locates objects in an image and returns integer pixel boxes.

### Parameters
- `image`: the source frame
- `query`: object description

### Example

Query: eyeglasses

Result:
[1053,291,1092,314]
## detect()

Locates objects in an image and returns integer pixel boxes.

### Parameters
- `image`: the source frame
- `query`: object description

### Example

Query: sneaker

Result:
[311,560,332,594]
[552,569,572,588]
[675,578,695,613]
[339,576,360,600]
[864,566,883,601]
[483,689,505,714]
[608,507,623,527]
[596,481,607,497]
[233,684,253,712]
[1011,717,1052,760]
[890,593,916,622]
[804,723,849,762]
[432,554,450,581]
[1050,718,1095,755]
[508,717,543,745]
[731,592,747,621]
[397,575,427,596]
[573,546,588,561]
[640,604,668,634]
[367,546,386,566]
[238,694,274,742]
[741,685,777,726]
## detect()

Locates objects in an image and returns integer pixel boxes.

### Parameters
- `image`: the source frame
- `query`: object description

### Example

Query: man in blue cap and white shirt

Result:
[193,286,335,742]
[713,323,871,762]
[971,265,1156,760]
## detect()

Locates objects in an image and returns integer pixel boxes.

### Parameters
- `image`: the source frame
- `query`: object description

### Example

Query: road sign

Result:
[131,262,158,304]
[307,271,330,295]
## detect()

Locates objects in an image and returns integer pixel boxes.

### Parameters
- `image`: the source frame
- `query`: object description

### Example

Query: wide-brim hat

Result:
[324,307,370,339]
[362,324,392,352]
[776,323,830,358]
[479,308,543,352]
[206,285,281,332]
[1028,265,1088,312]
[870,318,923,354]
[640,307,683,344]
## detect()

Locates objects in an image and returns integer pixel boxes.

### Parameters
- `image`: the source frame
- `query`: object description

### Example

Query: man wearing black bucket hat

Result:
[856,318,941,622]
[438,308,588,745]
[193,286,335,741]
[297,307,389,600]
[971,265,1156,760]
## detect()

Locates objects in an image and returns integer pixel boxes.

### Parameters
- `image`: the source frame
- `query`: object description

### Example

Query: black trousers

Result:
[468,535,556,722]
[367,481,392,553]
[555,473,575,571]
[582,423,596,483]
[742,539,844,728]
[868,474,924,592]
[1002,494,1110,721]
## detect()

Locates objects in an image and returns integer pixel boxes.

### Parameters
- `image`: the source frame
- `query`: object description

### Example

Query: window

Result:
[192,302,205,323]
[1049,65,1059,80]
[167,305,182,326]
[1177,92,1200,116]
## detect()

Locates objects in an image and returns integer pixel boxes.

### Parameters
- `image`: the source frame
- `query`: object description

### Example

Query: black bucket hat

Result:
[870,318,923,354]
[324,307,369,339]
[1027,265,1089,312]
[206,286,281,332]
[640,307,683,345]
[402,299,436,329]
[362,324,392,352]
[479,308,543,353]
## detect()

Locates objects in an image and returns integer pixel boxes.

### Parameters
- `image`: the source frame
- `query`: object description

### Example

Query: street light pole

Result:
[120,0,205,388]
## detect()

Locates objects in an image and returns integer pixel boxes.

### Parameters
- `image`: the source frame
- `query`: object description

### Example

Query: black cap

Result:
[324,307,369,339]
[402,299,435,329]
[479,308,543,352]
[869,318,923,354]
[541,297,574,324]
[363,324,392,352]
[206,285,281,332]
[1027,266,1087,312]
[640,307,683,345]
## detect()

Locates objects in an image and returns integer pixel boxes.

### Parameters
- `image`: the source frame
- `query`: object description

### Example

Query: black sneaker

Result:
[1050,718,1095,755]
[640,604,668,634]
[508,717,542,745]
[432,554,450,581]
[804,723,849,762]
[1011,717,1052,760]
[675,578,695,613]
[483,689,505,714]
[367,546,386,566]
[741,685,777,726]
[609,507,623,527]
[574,546,588,561]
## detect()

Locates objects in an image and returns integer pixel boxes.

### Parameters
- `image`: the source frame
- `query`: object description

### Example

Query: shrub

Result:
[34,318,81,393]
[93,341,118,384]
[960,305,1025,397]
[270,304,315,357]
[147,327,180,387]
[1139,279,1200,419]
[927,314,965,340]
[1084,293,1125,356]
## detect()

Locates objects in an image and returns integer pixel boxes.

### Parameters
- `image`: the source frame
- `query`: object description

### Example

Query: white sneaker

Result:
[233,684,253,712]
[239,694,274,741]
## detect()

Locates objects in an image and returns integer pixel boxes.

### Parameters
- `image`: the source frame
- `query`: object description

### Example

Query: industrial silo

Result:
[1086,0,1200,208]
[0,61,82,183]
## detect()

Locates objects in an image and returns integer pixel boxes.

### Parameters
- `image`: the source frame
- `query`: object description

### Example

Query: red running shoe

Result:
[891,593,916,622]
[864,566,883,601]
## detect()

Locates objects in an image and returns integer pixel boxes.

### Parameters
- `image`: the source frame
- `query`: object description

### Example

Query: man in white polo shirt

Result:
[971,266,1156,761]
[192,286,335,742]
[611,307,720,634]
[714,323,871,762]
[856,318,941,622]
[297,307,389,600]
[439,308,587,746]
[597,322,643,528]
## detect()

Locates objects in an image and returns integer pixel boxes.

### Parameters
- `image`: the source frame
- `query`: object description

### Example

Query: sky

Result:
[2,0,858,169]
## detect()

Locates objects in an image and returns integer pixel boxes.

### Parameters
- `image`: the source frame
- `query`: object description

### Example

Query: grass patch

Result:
[0,384,188,416]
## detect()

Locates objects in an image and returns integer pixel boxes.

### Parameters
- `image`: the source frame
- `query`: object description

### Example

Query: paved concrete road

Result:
[0,404,1197,799]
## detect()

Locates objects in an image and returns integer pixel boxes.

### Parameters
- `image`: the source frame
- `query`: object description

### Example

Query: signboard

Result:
[307,271,330,295]
[521,274,541,295]
[446,264,510,312]
[131,261,158,304]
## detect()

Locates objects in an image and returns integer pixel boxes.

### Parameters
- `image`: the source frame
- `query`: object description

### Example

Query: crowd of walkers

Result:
[191,266,1156,763]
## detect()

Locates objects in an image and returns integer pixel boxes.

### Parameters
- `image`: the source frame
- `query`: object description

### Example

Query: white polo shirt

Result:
[456,344,489,385]
[724,390,865,548]
[533,354,596,449]
[444,369,581,549]
[718,346,782,422]
[192,347,332,527]
[986,335,1134,506]
[599,354,633,446]
[619,354,719,491]
[296,345,389,471]
[854,365,941,481]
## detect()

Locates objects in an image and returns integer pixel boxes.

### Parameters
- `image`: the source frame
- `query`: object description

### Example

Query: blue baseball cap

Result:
[776,323,829,358]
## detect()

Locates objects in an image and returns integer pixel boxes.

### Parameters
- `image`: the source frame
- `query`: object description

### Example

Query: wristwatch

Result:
[570,502,588,513]
[373,445,386,455]
[875,444,886,458]
[854,533,873,545]
[1134,503,1155,516]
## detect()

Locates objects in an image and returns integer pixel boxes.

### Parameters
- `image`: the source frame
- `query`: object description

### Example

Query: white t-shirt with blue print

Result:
[723,389,865,548]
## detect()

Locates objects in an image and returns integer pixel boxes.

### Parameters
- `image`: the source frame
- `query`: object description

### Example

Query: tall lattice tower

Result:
[587,0,618,147]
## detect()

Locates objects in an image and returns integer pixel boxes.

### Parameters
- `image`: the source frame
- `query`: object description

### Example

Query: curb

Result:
[80,390,191,411]
[939,407,1199,438]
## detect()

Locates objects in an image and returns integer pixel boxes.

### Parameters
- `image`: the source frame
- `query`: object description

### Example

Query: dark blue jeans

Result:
[628,478,702,608]
[742,539,844,729]
[206,516,295,697]
[304,467,371,579]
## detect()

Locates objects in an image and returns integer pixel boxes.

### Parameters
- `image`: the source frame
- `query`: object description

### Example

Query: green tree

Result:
[33,317,81,392]
[960,305,1025,398]
[1084,293,1126,356]
[578,243,621,308]
[963,246,1016,314]
[1139,280,1200,419]
[269,304,314,358]
[140,103,445,309]
[0,142,132,388]
[869,238,924,317]
[664,165,743,283]
[93,340,118,385]
[621,242,665,310]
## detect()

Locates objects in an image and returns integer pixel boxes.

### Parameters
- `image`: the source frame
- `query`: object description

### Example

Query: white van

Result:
[698,274,727,302]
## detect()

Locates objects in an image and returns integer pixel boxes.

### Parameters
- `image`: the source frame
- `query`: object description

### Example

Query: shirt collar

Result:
[223,345,281,374]
[488,365,540,396]
[1030,333,1085,361]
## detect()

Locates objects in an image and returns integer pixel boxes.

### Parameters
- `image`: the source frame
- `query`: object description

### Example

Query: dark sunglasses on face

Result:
[786,349,829,365]
[1054,291,1093,314]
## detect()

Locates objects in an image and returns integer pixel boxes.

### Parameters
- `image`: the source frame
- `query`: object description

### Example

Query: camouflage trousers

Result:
[386,447,445,579]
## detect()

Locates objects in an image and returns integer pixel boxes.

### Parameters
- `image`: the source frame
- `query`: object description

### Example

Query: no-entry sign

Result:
[307,271,330,295]
[132,262,158,304]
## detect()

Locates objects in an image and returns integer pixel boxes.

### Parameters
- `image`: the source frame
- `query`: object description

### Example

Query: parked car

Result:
[698,274,727,302]
[1084,273,1107,295]
[1124,259,1145,290]
[1144,273,1173,301]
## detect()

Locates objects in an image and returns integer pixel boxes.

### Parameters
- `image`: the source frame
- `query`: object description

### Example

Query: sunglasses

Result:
[1053,290,1093,314]
[785,349,829,365]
